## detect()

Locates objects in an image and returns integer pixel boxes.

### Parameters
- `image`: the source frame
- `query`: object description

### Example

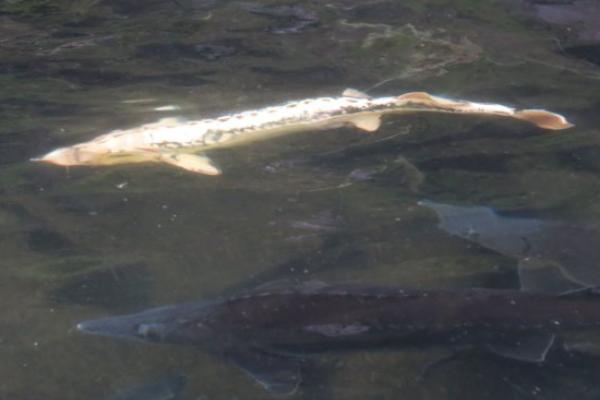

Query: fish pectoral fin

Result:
[350,114,382,132]
[159,153,222,175]
[487,333,556,363]
[225,347,303,395]
[518,259,584,294]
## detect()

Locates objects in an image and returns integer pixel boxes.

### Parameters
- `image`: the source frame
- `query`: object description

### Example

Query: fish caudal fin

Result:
[395,92,573,131]
[159,153,222,175]
[514,109,574,130]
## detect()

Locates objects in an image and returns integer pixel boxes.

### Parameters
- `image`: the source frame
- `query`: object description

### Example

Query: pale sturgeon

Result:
[34,88,573,175]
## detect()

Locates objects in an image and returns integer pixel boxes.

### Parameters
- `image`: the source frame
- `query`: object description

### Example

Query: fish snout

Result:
[76,318,111,335]
[33,143,107,166]
[75,321,91,332]
[33,147,84,166]
[76,315,140,339]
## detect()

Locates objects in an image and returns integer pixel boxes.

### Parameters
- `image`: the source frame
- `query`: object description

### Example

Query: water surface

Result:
[1,0,600,399]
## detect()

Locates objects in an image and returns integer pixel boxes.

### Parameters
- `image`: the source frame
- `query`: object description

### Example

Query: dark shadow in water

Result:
[101,373,186,400]
[554,145,600,174]
[49,194,136,216]
[223,232,368,296]
[242,3,319,34]
[299,358,339,400]
[440,347,600,400]
[52,262,152,310]
[417,153,511,174]
[49,30,89,39]
[565,44,600,66]
[300,121,539,168]
[56,68,213,87]
[100,0,186,15]
[251,66,347,85]
[27,228,78,256]
[136,40,278,61]
[0,97,83,117]
[473,266,520,290]
[1,59,215,88]
[347,2,414,24]
[62,17,107,28]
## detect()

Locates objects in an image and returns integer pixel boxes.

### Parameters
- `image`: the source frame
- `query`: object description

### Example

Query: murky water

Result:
[1,0,600,399]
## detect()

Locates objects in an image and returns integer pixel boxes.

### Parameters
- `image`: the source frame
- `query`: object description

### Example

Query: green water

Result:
[1,0,600,398]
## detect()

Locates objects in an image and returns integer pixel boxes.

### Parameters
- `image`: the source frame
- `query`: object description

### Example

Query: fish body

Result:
[77,282,600,394]
[35,89,572,175]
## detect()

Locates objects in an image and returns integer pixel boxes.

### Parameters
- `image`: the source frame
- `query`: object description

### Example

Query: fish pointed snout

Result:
[75,314,139,339]
[34,147,79,166]
[75,318,108,335]
[75,321,92,332]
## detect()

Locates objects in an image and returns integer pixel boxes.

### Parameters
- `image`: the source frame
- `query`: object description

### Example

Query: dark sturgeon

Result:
[77,278,600,395]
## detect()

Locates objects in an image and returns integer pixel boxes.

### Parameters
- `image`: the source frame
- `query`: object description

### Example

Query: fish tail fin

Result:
[514,109,574,130]
[395,92,573,131]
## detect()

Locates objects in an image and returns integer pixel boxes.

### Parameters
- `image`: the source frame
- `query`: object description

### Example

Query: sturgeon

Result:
[77,268,600,395]
[34,89,573,175]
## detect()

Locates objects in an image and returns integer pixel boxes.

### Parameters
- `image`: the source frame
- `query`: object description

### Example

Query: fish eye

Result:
[136,323,166,341]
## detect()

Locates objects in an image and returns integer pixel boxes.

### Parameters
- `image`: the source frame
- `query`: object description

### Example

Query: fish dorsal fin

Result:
[350,114,382,132]
[397,92,437,102]
[487,333,556,363]
[226,347,302,395]
[519,260,583,294]
[342,88,371,99]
